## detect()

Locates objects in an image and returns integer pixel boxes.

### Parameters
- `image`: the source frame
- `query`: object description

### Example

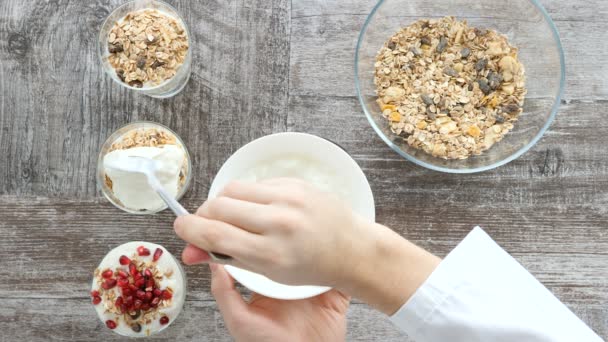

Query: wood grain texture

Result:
[290,0,608,100]
[0,0,290,198]
[1,0,607,340]
[0,299,406,342]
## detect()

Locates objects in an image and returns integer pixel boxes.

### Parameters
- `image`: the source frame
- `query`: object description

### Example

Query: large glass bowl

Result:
[355,0,565,173]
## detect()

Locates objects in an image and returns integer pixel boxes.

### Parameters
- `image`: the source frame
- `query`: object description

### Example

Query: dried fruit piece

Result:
[460,47,471,58]
[131,323,142,333]
[436,36,448,53]
[389,112,401,122]
[477,79,491,95]
[159,316,169,325]
[475,58,488,72]
[466,125,481,137]
[108,43,123,53]
[421,94,434,106]
[380,104,396,111]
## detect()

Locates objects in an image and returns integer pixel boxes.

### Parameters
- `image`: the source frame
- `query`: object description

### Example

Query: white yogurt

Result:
[91,242,186,337]
[103,145,185,211]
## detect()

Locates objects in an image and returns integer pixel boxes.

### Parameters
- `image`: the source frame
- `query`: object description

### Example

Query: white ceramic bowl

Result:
[209,132,375,300]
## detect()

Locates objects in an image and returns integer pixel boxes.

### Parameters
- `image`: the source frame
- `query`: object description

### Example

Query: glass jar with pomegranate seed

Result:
[90,241,186,337]
[97,121,192,214]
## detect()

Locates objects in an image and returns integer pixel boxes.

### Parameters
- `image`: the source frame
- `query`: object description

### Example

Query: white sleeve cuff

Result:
[389,227,602,342]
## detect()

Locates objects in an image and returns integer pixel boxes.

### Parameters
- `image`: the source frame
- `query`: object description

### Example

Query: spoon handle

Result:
[150,177,232,262]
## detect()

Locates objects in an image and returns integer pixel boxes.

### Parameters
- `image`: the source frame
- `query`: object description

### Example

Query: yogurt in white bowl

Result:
[209,132,375,300]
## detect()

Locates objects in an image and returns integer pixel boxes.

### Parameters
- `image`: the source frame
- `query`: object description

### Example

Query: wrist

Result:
[339,222,441,315]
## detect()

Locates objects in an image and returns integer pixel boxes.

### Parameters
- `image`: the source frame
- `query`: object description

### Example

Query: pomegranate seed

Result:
[102,269,114,279]
[117,278,129,288]
[129,262,137,275]
[136,290,146,300]
[92,296,102,305]
[141,303,150,311]
[137,246,151,256]
[122,288,133,297]
[125,296,134,307]
[150,297,160,307]
[115,296,124,308]
[106,320,117,329]
[90,290,100,297]
[160,290,173,300]
[119,255,131,265]
[117,270,129,279]
[134,299,143,309]
[145,291,153,302]
[153,248,163,262]
[101,278,117,290]
[144,269,153,278]
[159,316,169,325]
[146,279,155,290]
[134,278,145,289]
[153,289,162,297]
[129,284,139,292]
[120,303,128,313]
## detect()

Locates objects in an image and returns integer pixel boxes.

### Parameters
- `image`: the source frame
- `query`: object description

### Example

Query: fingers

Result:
[217,180,279,204]
[196,196,272,234]
[174,214,263,259]
[321,289,351,313]
[210,263,249,325]
[181,243,211,265]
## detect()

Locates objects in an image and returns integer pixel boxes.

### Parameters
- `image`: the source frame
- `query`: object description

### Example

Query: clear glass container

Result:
[97,121,192,214]
[355,0,565,173]
[98,0,192,98]
[91,242,187,337]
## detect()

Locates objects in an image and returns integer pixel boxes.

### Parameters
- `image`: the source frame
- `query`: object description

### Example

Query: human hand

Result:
[209,263,349,342]
[175,178,371,287]
[174,178,440,314]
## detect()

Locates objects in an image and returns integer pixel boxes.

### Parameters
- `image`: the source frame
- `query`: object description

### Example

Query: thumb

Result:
[210,263,249,325]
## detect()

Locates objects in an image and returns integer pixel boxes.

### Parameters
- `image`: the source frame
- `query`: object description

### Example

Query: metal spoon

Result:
[105,155,231,262]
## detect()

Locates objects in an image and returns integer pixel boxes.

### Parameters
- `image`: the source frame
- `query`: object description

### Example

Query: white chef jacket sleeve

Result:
[390,227,603,342]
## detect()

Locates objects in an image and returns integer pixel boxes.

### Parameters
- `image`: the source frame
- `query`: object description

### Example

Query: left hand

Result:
[209,263,350,342]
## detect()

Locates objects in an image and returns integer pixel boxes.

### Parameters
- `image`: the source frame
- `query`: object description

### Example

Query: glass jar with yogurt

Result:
[97,121,192,214]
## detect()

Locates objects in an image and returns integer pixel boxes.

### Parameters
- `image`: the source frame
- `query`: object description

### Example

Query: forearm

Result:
[338,222,441,315]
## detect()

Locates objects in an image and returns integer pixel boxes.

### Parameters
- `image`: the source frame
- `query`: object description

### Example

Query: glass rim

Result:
[354,0,566,174]
[97,120,193,215]
[91,241,187,337]
[97,0,192,92]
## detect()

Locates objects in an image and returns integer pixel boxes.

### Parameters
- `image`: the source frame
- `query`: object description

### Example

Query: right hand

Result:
[175,178,376,287]
[174,178,440,314]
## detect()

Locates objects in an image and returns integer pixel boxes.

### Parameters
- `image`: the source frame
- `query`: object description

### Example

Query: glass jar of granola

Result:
[98,0,191,98]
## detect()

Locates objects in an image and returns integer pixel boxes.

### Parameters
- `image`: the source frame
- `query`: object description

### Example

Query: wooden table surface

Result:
[1,0,607,340]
